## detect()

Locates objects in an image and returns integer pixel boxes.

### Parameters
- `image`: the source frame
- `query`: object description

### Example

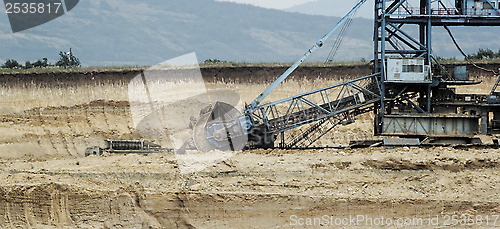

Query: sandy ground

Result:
[0,68,498,228]
[0,148,498,228]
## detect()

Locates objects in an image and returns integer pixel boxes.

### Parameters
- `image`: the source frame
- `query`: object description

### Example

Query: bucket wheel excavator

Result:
[194,0,500,151]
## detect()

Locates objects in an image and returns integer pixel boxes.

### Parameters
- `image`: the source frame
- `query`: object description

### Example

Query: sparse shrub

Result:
[468,48,499,60]
[2,59,21,69]
[203,58,242,67]
[1,57,52,69]
[32,58,49,68]
[24,61,33,69]
[204,58,232,65]
[56,48,81,68]
[435,56,458,63]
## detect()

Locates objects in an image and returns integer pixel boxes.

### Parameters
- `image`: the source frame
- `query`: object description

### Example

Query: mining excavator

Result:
[192,0,500,151]
[88,0,500,154]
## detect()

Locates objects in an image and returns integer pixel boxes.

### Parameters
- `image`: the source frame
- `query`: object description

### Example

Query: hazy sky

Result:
[217,0,374,18]
[217,0,315,9]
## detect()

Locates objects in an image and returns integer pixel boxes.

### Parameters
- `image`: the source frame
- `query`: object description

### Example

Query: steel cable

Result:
[325,11,357,63]
[444,25,499,75]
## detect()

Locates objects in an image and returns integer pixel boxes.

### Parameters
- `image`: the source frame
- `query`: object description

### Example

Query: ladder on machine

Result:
[249,73,381,148]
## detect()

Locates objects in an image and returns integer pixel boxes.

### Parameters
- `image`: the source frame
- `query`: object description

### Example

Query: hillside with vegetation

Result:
[0,0,499,66]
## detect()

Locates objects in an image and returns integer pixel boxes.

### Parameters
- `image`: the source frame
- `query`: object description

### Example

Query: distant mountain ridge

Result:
[285,0,375,19]
[0,0,498,66]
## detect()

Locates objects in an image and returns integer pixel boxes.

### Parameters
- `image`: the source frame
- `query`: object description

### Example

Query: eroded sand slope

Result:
[0,68,498,228]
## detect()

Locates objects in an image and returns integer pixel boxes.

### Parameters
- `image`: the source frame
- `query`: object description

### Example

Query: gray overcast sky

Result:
[217,0,316,9]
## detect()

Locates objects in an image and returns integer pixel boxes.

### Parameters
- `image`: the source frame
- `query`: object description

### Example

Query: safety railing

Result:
[391,7,500,16]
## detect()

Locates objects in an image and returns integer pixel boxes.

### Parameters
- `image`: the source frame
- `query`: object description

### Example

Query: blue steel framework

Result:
[201,0,500,150]
[241,0,377,148]
[249,73,381,148]
[373,0,500,137]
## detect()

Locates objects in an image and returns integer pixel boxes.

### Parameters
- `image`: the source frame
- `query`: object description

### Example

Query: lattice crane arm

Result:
[246,0,367,113]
